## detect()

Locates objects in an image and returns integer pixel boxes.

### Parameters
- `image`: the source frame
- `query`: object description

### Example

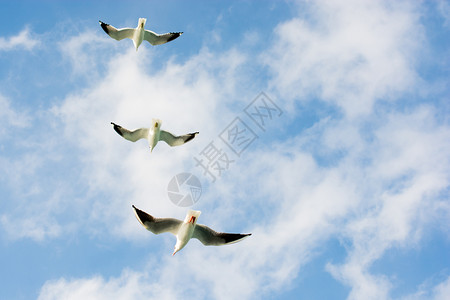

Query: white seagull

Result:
[132,205,252,255]
[99,18,183,51]
[111,119,198,152]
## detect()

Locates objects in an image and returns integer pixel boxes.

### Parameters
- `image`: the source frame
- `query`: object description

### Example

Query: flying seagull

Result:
[99,18,183,51]
[111,119,198,152]
[132,205,252,255]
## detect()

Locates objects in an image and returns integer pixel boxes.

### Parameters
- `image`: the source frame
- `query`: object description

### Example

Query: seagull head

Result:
[151,119,162,133]
[173,236,189,256]
[138,18,147,29]
[152,119,162,128]
[172,242,184,256]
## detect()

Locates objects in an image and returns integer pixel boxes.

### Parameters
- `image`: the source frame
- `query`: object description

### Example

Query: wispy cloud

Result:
[324,108,450,299]
[264,0,422,117]
[3,0,449,299]
[58,30,115,79]
[402,275,450,300]
[0,27,40,51]
[36,103,449,299]
[1,26,247,242]
[0,95,73,242]
[0,95,30,135]
[437,1,450,28]
[429,276,450,300]
[38,270,156,300]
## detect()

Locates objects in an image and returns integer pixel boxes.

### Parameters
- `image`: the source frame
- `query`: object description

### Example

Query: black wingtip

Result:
[184,132,199,143]
[222,233,252,244]
[167,32,183,42]
[111,122,123,137]
[132,205,154,225]
[99,21,110,34]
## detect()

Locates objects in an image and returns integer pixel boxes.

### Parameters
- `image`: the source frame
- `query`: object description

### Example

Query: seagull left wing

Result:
[144,30,183,46]
[99,21,135,41]
[159,130,198,147]
[192,224,251,246]
[111,122,149,142]
[132,205,181,235]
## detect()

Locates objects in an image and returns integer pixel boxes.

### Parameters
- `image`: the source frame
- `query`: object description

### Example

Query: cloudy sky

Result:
[1,1,450,299]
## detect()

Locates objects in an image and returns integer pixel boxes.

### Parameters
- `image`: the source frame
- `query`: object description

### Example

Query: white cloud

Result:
[0,27,40,51]
[324,107,450,299]
[0,25,248,243]
[431,276,450,300]
[264,0,422,117]
[50,30,249,240]
[38,270,159,300]
[0,95,30,136]
[1,208,62,242]
[437,0,450,28]
[58,30,116,79]
[402,275,450,300]
[38,103,450,299]
[0,145,69,241]
[0,95,71,242]
[6,1,449,299]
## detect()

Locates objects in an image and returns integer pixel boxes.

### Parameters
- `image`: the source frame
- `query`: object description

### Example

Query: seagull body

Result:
[99,18,183,51]
[132,205,252,255]
[174,210,202,254]
[111,119,198,152]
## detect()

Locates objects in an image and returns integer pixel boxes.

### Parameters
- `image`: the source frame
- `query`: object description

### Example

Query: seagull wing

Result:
[132,205,182,235]
[99,21,135,41]
[144,30,183,45]
[192,224,251,246]
[111,122,149,142]
[159,130,198,147]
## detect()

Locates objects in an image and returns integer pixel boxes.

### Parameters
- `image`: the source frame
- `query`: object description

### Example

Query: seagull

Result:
[132,205,252,255]
[111,119,198,152]
[99,18,183,51]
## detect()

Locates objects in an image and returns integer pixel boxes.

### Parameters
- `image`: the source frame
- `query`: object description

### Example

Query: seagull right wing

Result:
[99,21,135,41]
[144,30,183,46]
[192,224,251,246]
[111,122,149,142]
[132,205,182,235]
[159,130,198,147]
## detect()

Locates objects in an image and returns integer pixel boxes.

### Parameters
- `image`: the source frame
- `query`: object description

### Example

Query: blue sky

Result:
[1,1,450,299]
